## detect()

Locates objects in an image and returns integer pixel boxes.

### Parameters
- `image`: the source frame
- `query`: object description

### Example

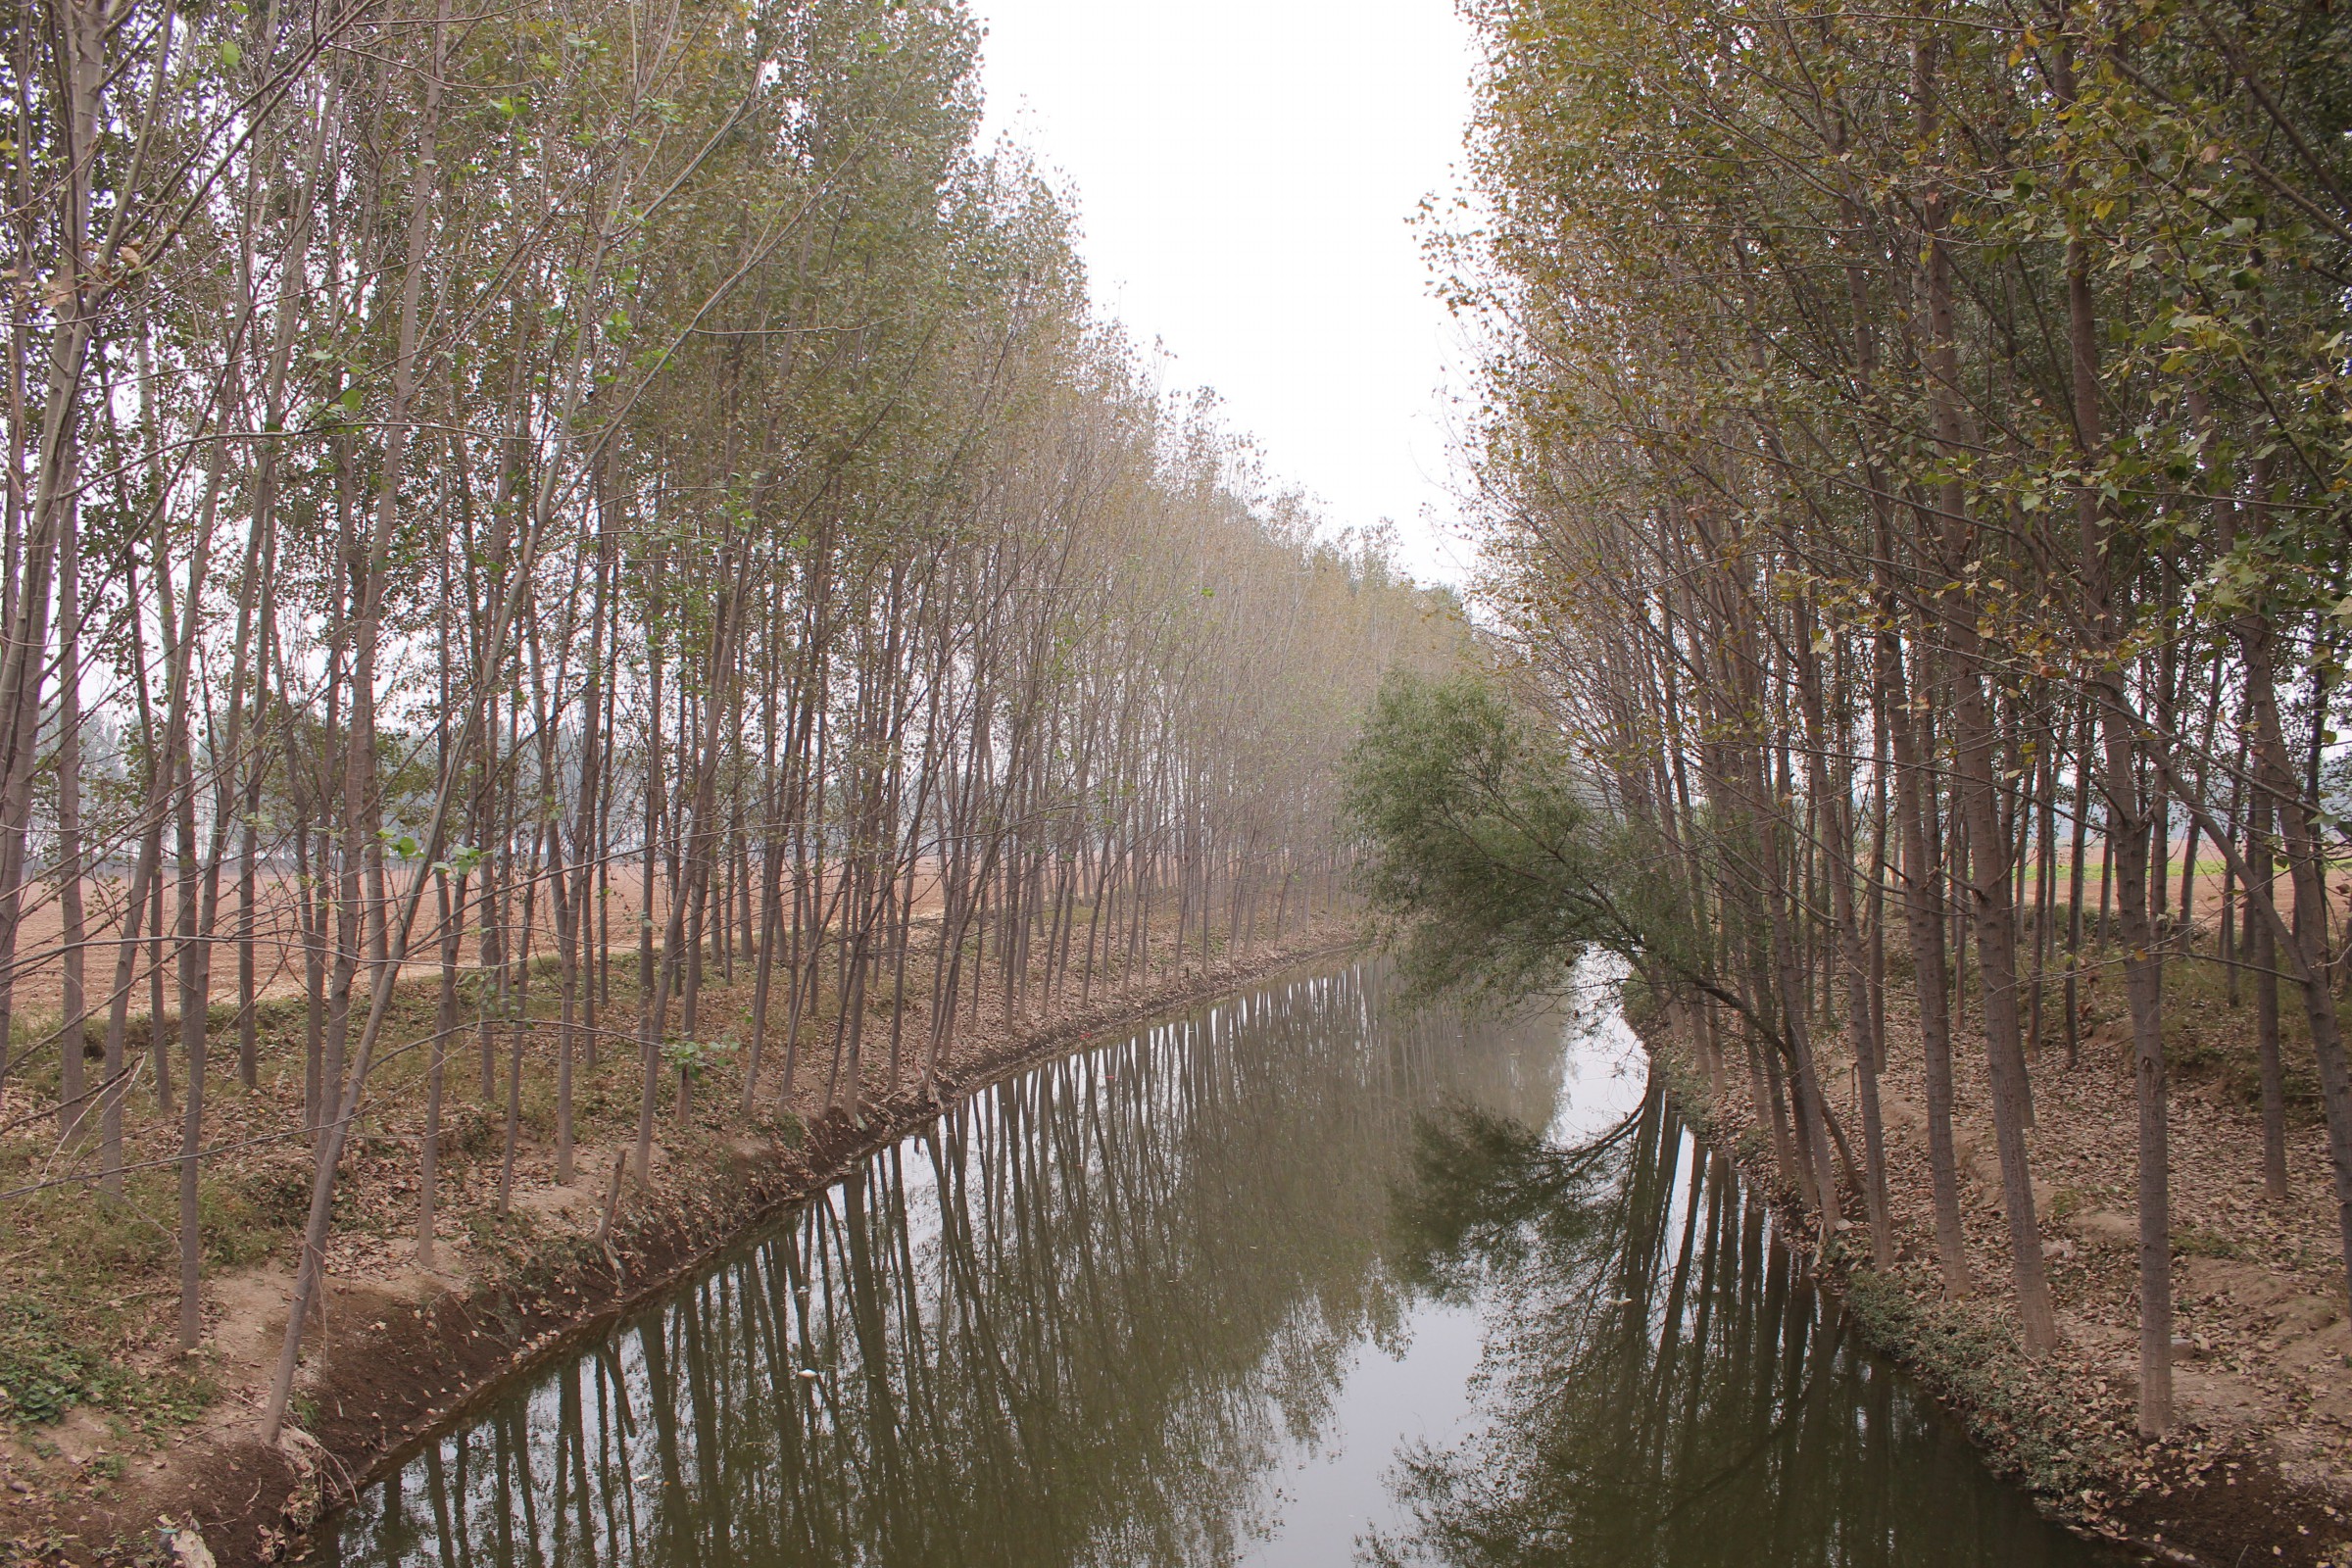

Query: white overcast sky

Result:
[969,0,1480,585]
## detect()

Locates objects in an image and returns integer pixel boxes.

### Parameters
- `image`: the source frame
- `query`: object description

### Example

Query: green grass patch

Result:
[198,1167,310,1267]
[2148,947,2324,1123]
[0,1295,213,1427]
[2174,1223,2258,1261]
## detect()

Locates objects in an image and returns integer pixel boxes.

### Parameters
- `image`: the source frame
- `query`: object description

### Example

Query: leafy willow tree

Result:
[1347,671,1858,1224]
[1346,671,1674,1005]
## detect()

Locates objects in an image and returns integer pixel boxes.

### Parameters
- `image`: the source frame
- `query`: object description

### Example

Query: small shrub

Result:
[662,1036,736,1082]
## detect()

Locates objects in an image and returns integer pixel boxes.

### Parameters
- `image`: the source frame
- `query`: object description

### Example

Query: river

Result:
[324,963,2130,1566]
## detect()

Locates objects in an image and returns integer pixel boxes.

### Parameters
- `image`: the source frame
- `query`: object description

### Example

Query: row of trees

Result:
[1365,0,2350,1441]
[4,0,1454,1443]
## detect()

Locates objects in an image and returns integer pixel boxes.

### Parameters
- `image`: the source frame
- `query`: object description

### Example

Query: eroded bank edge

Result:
[1638,1014,2335,1568]
[91,934,1362,1566]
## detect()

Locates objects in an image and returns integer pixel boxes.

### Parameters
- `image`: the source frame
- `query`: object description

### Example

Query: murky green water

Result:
[326,965,2124,1567]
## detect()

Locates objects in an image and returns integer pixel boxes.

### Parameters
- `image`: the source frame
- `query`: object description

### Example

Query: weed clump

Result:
[1842,1268,2124,1494]
[0,1295,210,1427]
[0,1295,112,1422]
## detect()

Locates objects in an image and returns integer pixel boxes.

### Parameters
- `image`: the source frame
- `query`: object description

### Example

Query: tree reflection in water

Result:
[1373,1085,2117,1567]
[327,968,1567,1568]
[327,969,2115,1568]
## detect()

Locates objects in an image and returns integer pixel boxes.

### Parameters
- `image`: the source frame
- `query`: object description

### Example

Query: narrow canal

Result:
[326,964,2126,1567]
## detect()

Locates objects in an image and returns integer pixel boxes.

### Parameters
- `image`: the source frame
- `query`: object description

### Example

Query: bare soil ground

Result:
[0,916,1350,1566]
[1660,942,2352,1568]
[0,863,949,1021]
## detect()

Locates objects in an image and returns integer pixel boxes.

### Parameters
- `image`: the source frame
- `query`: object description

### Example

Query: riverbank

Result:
[0,927,1357,1566]
[1641,964,2352,1568]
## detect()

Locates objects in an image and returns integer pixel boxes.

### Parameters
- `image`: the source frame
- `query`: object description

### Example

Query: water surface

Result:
[327,965,2123,1567]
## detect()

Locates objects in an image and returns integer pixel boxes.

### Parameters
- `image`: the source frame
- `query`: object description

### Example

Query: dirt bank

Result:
[1642,968,2352,1568]
[0,930,1357,1566]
